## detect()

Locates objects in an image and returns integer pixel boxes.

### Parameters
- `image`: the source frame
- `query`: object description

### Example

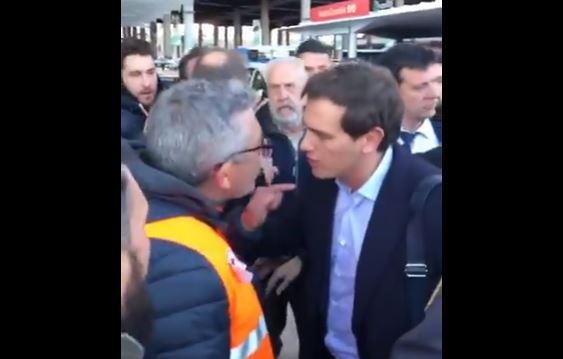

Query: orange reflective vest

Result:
[145,216,274,359]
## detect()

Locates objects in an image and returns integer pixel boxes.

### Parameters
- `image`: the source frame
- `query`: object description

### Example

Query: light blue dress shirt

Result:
[325,147,394,359]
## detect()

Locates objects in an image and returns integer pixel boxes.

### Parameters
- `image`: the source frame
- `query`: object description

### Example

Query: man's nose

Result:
[141,74,152,88]
[300,130,313,152]
[428,81,441,98]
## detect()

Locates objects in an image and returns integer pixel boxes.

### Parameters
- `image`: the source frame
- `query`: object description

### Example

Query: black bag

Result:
[405,174,442,325]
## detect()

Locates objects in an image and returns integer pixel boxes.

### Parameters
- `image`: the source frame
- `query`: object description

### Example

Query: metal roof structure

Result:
[281,0,441,39]
[122,0,336,27]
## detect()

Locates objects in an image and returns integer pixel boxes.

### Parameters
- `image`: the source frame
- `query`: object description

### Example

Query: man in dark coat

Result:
[121,38,161,142]
[248,62,442,359]
[121,79,293,359]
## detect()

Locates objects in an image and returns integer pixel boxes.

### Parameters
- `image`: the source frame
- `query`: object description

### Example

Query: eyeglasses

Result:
[231,138,273,159]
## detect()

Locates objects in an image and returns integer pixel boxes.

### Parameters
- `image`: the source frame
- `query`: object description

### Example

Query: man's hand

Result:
[251,257,287,280]
[266,256,302,296]
[260,157,279,186]
[240,184,296,231]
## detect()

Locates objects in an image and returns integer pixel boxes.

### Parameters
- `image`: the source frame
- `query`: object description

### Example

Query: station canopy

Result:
[121,0,336,27]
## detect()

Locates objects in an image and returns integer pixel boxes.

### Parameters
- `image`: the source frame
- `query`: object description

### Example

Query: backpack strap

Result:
[405,174,442,326]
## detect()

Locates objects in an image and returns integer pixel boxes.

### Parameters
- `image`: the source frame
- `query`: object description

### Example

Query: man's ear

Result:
[361,127,384,154]
[213,162,233,191]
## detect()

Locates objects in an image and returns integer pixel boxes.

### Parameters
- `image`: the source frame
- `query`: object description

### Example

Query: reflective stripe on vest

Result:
[145,216,274,359]
[230,315,268,359]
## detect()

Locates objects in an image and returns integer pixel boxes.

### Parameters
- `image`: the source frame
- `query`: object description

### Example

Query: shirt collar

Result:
[401,118,434,139]
[336,146,393,202]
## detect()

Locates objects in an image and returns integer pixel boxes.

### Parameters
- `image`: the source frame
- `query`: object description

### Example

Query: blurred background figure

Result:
[121,165,152,359]
[296,39,333,77]
[178,46,206,80]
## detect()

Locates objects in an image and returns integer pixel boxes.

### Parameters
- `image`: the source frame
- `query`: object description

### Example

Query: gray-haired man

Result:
[122,79,293,359]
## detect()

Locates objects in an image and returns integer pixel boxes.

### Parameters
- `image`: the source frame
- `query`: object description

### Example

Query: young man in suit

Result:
[378,44,442,154]
[247,62,442,359]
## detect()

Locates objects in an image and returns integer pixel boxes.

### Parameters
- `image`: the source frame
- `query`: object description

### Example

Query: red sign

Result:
[311,0,371,22]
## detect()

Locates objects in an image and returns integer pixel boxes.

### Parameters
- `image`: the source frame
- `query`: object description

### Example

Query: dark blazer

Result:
[297,144,442,359]
[417,146,442,169]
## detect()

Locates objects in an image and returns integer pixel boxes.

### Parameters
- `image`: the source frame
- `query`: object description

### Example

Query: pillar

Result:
[301,0,311,22]
[140,27,146,41]
[261,0,270,45]
[132,26,138,38]
[224,26,229,48]
[234,9,242,47]
[149,22,157,56]
[198,23,203,46]
[277,29,283,46]
[163,14,172,58]
[348,28,357,59]
[213,25,219,46]
[183,0,195,54]
[285,30,290,46]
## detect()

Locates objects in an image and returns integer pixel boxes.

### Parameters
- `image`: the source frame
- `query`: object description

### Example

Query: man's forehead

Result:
[305,98,345,128]
[400,65,441,82]
[300,52,330,64]
[123,54,155,71]
[269,64,303,85]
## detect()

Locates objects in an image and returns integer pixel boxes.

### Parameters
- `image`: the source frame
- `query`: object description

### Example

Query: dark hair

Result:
[296,39,331,57]
[191,48,248,82]
[178,46,207,80]
[121,38,154,70]
[303,61,404,152]
[377,43,441,84]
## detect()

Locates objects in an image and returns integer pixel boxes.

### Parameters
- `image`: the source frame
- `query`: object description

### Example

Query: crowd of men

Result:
[120,36,442,359]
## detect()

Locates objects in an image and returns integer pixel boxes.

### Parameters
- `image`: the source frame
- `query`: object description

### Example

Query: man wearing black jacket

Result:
[121,38,161,142]
[252,57,311,357]
[246,63,442,359]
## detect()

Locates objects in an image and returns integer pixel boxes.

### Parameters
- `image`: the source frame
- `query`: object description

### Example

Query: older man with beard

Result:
[121,165,153,359]
[252,57,310,357]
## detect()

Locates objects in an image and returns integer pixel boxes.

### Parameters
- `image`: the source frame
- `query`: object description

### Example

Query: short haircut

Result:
[121,165,131,252]
[265,57,308,87]
[145,79,255,185]
[178,46,207,80]
[191,48,248,83]
[377,43,441,84]
[121,38,154,70]
[296,39,331,57]
[303,61,403,152]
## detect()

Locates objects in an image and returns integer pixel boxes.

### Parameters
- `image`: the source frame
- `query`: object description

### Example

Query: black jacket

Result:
[281,144,442,359]
[417,146,442,169]
[120,78,167,142]
[121,92,147,142]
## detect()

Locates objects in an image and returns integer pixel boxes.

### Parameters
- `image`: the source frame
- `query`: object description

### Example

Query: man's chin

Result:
[138,95,155,106]
[422,108,437,118]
